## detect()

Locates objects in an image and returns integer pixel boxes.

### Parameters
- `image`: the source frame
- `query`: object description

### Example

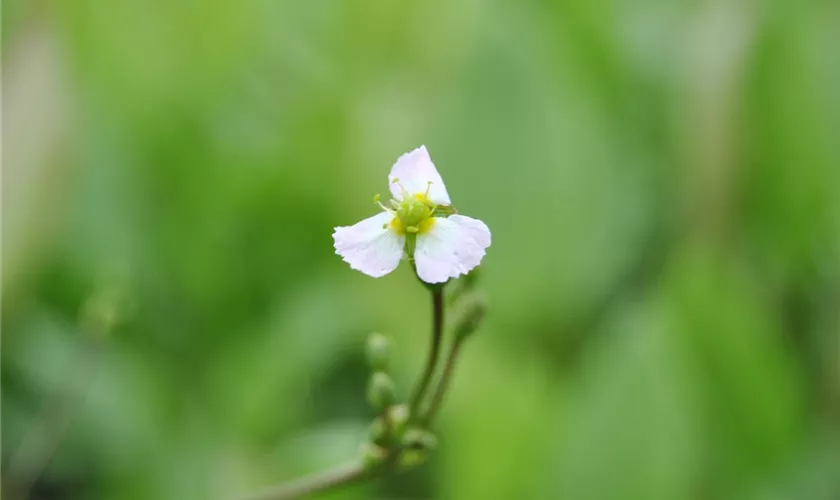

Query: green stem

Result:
[421,339,463,426]
[409,287,445,421]
[235,286,446,500]
[236,461,368,500]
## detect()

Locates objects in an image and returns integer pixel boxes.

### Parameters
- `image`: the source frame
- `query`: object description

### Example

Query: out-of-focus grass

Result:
[3,1,839,499]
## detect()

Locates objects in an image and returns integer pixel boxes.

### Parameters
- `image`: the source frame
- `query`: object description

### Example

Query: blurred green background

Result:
[3,0,840,499]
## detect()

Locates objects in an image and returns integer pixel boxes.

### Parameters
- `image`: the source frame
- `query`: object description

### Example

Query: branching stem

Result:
[236,286,449,500]
[408,287,445,421]
[236,462,369,500]
[421,338,464,427]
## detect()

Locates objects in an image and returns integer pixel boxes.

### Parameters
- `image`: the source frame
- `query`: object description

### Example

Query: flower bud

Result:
[366,372,396,410]
[401,428,438,451]
[360,443,388,470]
[368,417,390,446]
[397,449,428,470]
[387,404,410,437]
[365,332,391,371]
[453,293,488,342]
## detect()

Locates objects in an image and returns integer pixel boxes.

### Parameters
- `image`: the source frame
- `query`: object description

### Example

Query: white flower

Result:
[333,146,491,284]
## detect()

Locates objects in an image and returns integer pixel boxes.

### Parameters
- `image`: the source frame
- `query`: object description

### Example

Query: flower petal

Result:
[333,211,405,278]
[414,215,491,284]
[388,145,451,205]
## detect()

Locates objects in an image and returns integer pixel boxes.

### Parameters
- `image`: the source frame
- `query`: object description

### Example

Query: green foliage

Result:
[3,0,839,499]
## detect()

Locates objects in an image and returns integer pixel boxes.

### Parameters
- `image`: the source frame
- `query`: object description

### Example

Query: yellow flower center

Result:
[390,216,435,236]
[389,193,436,235]
[376,180,448,239]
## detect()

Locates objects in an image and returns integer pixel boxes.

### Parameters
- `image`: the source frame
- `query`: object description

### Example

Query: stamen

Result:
[391,177,410,198]
[373,193,394,213]
[424,180,433,198]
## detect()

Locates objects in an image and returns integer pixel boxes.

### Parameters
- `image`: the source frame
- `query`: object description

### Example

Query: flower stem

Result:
[421,338,463,427]
[409,287,445,421]
[236,286,449,500]
[236,461,369,500]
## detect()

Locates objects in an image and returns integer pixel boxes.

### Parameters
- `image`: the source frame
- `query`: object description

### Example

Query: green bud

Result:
[387,404,410,437]
[397,449,428,470]
[360,443,388,470]
[453,293,488,342]
[365,332,391,371]
[366,372,396,410]
[368,417,390,446]
[401,428,438,451]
